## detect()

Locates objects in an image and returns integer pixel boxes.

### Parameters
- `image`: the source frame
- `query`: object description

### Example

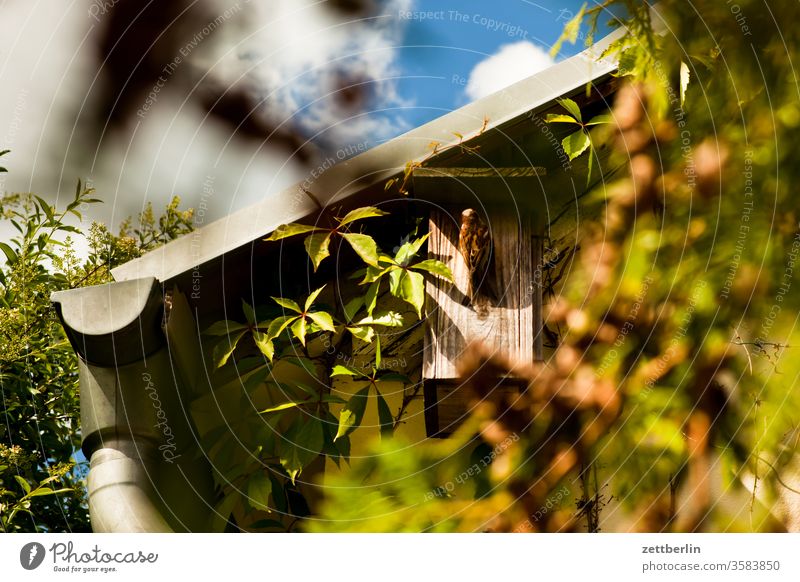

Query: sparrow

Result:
[458,209,495,306]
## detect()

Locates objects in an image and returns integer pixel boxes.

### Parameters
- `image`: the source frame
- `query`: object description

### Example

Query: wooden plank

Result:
[412,169,549,212]
[423,208,533,380]
[532,233,544,361]
[426,380,525,438]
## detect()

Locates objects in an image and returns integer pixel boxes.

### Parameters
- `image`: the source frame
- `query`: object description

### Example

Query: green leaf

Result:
[210,492,239,532]
[258,401,308,414]
[331,365,362,377]
[364,280,380,316]
[390,269,426,317]
[304,232,332,271]
[265,223,319,241]
[291,317,308,346]
[360,264,391,284]
[347,326,375,343]
[34,196,55,222]
[280,419,324,483]
[550,2,586,56]
[545,113,581,124]
[343,297,364,323]
[585,113,613,126]
[267,315,297,340]
[247,472,274,511]
[410,259,454,282]
[321,394,347,404]
[272,296,302,313]
[212,330,247,368]
[241,300,256,325]
[355,311,404,327]
[307,311,336,333]
[338,206,389,226]
[375,387,394,439]
[557,98,583,122]
[562,130,591,161]
[0,242,18,265]
[29,487,72,497]
[334,387,370,441]
[680,61,691,107]
[304,285,326,311]
[375,335,382,369]
[283,356,318,377]
[252,330,275,361]
[14,475,30,495]
[269,474,288,513]
[394,233,430,265]
[341,232,380,267]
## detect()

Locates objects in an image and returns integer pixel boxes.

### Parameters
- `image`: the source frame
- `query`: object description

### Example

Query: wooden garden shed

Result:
[52,28,624,532]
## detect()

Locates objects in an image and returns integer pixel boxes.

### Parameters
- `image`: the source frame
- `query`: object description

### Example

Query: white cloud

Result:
[0,0,414,231]
[227,0,414,147]
[465,41,555,102]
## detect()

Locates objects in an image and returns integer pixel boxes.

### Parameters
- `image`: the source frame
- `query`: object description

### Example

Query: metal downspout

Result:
[52,277,210,532]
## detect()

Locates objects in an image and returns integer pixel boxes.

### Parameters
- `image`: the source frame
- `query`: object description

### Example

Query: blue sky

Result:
[304,0,607,148]
[266,1,614,152]
[391,0,602,131]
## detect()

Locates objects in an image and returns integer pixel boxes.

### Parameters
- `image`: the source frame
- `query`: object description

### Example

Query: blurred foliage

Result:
[0,153,193,532]
[310,1,800,532]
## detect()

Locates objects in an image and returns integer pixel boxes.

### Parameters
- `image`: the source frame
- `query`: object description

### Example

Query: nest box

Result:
[413,167,548,437]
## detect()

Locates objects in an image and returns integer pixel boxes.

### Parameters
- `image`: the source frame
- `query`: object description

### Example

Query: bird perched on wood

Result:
[458,209,496,306]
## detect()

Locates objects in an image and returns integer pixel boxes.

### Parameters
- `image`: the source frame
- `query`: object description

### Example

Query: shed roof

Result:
[112,27,623,284]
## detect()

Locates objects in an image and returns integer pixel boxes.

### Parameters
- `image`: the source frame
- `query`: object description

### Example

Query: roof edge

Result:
[112,26,625,283]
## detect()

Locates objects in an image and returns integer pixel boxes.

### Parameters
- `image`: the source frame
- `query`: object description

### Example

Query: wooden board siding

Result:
[423,208,534,380]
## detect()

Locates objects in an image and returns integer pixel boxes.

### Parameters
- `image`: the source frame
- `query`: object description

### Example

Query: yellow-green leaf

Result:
[253,330,275,361]
[347,326,375,343]
[267,315,297,340]
[410,259,454,282]
[307,311,336,332]
[338,206,389,226]
[334,386,370,441]
[394,233,430,265]
[331,365,361,377]
[291,317,308,346]
[341,232,380,267]
[562,130,591,160]
[364,280,380,316]
[212,330,247,368]
[272,296,302,313]
[259,401,305,414]
[355,311,404,327]
[557,98,583,122]
[265,223,319,241]
[585,113,613,126]
[390,269,426,317]
[304,285,326,311]
[304,232,332,271]
[545,113,580,124]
